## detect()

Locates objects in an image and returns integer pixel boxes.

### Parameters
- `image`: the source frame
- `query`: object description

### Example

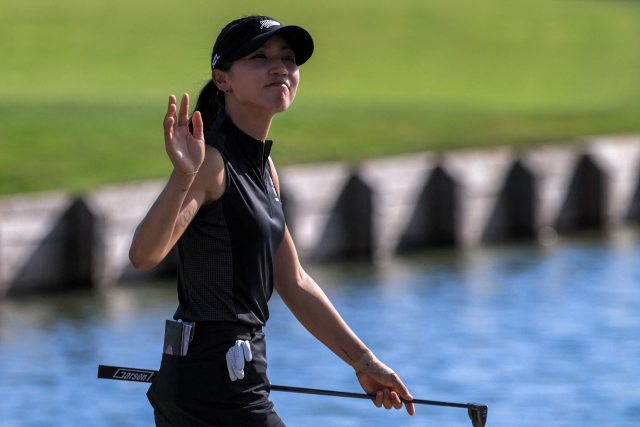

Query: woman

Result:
[129,15,415,427]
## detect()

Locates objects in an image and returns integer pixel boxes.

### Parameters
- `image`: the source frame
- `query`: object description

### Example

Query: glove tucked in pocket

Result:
[226,340,252,381]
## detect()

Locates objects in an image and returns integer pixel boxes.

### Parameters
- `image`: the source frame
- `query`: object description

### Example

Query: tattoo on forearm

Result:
[179,204,195,228]
[340,346,353,361]
[181,187,190,193]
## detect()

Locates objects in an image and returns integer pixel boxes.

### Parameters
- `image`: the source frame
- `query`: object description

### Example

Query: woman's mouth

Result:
[265,81,290,90]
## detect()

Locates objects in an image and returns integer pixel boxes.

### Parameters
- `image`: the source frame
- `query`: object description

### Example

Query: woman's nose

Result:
[268,60,289,76]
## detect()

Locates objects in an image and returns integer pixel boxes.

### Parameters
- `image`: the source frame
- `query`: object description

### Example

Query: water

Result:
[1,232,639,427]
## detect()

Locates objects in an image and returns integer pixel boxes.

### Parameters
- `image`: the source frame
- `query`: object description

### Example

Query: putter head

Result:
[467,403,488,427]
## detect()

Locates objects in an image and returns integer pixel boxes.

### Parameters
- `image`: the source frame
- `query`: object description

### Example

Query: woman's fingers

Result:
[391,375,415,416]
[178,93,189,127]
[373,388,401,410]
[382,389,392,409]
[372,388,413,414]
[390,391,402,410]
[164,111,175,139]
[391,374,411,400]
[192,111,204,141]
[164,96,176,118]
[374,390,383,408]
[164,116,174,139]
[167,94,176,112]
[404,400,415,416]
[164,95,177,138]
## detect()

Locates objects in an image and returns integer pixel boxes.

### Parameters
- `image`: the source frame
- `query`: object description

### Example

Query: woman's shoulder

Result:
[191,144,226,204]
[203,144,224,169]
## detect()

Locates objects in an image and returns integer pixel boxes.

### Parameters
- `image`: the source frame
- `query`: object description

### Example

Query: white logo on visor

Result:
[260,20,280,30]
[211,54,220,68]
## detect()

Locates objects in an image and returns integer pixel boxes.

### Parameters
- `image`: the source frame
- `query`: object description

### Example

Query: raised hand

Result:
[163,94,205,175]
[353,351,415,416]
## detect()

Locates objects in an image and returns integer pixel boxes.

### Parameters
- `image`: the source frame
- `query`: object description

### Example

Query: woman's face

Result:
[216,35,299,115]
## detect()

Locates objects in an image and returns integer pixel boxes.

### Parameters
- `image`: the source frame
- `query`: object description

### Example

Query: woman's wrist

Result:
[351,350,396,386]
[170,168,199,193]
[351,350,396,375]
[174,168,199,175]
[171,168,199,183]
[351,350,377,372]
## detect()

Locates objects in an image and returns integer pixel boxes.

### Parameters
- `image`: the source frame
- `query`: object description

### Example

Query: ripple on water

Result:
[1,238,640,426]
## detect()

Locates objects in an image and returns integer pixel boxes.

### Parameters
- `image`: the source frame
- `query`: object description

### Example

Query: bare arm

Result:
[270,159,415,416]
[129,94,225,270]
[273,226,368,363]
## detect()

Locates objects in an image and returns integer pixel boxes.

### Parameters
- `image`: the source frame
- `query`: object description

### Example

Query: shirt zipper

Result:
[261,149,273,218]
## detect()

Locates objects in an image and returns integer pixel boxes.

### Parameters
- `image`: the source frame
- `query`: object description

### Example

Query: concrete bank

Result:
[1,135,639,295]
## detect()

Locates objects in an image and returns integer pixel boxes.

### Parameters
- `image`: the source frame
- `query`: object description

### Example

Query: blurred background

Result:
[2,0,640,194]
[1,0,640,426]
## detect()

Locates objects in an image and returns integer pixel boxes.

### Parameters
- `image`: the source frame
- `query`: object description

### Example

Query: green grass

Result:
[2,0,640,194]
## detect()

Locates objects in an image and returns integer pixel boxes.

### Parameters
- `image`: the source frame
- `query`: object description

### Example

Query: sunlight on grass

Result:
[1,0,639,193]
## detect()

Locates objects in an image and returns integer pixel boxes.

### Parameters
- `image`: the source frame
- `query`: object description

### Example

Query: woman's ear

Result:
[212,70,227,91]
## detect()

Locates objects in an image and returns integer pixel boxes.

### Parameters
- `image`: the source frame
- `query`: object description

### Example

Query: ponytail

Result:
[189,62,232,134]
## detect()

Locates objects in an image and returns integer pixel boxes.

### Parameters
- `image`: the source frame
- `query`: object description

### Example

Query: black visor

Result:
[211,16,314,70]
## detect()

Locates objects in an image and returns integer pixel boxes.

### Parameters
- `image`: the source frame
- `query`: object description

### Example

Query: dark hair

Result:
[188,16,256,134]
[188,61,231,134]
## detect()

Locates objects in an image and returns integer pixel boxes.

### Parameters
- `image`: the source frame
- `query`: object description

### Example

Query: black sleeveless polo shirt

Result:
[173,112,286,326]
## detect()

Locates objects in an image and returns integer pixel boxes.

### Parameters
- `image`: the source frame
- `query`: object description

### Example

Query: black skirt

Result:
[147,322,286,427]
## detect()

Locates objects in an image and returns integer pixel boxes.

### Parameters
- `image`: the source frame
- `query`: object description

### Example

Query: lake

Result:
[1,230,639,427]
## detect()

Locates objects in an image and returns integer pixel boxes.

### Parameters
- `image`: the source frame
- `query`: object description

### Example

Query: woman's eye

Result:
[251,53,267,59]
[283,55,295,62]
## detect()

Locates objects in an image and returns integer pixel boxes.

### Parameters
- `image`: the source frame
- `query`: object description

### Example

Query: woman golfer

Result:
[129,15,415,427]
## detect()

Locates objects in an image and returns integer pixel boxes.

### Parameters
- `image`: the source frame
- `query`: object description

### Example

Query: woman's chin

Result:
[268,98,293,113]
[275,103,292,113]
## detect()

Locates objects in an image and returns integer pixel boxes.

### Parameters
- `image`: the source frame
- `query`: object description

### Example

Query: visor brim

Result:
[223,25,314,67]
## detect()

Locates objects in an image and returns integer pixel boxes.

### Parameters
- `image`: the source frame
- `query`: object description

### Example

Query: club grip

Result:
[98,365,157,383]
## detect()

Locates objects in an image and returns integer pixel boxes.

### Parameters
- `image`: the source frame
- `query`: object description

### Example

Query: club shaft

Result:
[97,365,471,410]
[270,384,470,409]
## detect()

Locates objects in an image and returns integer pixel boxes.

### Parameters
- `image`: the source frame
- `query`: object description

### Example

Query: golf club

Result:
[98,364,487,426]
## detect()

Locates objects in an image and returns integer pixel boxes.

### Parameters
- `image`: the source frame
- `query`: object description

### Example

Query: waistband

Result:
[193,321,263,336]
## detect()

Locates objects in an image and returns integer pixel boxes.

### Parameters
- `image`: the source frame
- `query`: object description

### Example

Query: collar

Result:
[213,111,273,171]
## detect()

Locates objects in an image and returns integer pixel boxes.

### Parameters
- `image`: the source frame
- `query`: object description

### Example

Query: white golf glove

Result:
[226,340,252,381]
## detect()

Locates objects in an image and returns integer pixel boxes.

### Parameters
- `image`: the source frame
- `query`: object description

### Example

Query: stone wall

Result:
[1,135,639,295]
